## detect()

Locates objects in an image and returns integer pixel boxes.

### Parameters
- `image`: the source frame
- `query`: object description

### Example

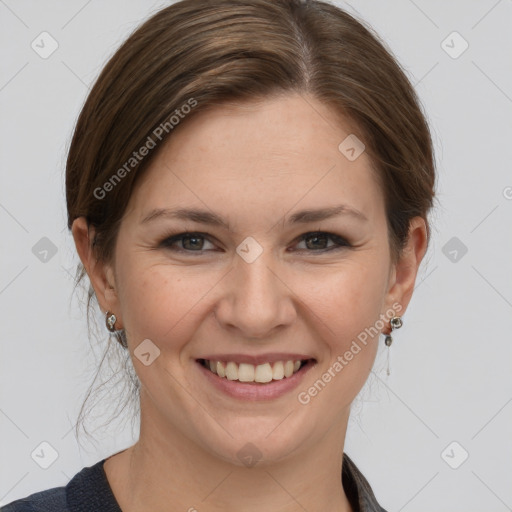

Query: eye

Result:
[159,230,351,254]
[294,231,351,252]
[159,232,216,253]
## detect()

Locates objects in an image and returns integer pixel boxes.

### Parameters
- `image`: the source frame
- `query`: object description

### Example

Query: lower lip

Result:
[196,359,316,401]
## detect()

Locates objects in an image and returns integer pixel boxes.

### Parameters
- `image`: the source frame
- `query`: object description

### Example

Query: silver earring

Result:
[384,316,403,376]
[106,311,117,332]
[384,316,403,347]
[105,311,128,348]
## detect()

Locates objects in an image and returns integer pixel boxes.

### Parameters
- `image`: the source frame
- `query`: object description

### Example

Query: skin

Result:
[72,92,427,512]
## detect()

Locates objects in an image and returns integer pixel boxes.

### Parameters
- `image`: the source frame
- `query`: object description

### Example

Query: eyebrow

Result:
[141,204,368,229]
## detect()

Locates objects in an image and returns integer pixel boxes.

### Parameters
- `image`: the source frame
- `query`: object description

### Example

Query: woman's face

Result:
[78,93,425,466]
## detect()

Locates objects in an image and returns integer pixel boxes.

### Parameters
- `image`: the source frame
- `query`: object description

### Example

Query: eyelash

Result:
[158,230,351,255]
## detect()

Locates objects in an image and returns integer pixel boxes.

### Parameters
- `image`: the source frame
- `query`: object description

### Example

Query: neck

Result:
[104,397,354,512]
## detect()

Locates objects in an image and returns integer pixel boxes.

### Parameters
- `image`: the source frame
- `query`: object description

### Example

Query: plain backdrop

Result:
[1,1,511,510]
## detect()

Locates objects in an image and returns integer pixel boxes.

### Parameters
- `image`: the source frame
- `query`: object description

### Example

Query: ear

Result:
[382,216,428,329]
[71,217,123,329]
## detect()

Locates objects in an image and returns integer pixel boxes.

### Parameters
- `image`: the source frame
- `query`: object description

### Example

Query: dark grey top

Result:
[1,453,387,511]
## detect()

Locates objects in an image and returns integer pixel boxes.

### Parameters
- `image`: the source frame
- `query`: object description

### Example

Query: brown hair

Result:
[67,0,436,439]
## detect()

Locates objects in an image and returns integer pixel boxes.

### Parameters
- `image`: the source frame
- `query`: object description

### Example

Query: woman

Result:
[2,0,435,510]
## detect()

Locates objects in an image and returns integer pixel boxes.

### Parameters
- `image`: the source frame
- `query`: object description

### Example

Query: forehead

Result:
[127,93,384,227]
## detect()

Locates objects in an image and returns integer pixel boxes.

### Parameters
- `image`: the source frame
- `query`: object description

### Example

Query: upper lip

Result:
[197,353,315,366]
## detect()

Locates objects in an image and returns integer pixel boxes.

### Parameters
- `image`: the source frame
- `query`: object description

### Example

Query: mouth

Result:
[196,358,315,384]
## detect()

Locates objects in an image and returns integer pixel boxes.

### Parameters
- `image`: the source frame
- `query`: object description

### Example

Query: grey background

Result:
[1,1,511,510]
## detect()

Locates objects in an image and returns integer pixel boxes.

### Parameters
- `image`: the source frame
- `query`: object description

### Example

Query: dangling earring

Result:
[105,311,128,348]
[384,316,403,376]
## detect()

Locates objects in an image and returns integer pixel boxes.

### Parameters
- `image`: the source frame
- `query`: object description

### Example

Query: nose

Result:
[213,249,296,340]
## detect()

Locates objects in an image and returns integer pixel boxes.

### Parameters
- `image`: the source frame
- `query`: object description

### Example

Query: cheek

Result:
[295,260,388,391]
[117,259,221,347]
[292,263,389,415]
[297,259,388,336]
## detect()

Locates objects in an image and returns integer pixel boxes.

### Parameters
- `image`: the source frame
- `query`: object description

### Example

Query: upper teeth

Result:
[205,359,303,383]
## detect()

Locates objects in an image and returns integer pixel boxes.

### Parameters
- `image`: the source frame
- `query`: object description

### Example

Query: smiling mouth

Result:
[197,358,315,384]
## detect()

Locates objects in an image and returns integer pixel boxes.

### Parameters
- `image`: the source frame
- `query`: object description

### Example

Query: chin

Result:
[192,414,312,468]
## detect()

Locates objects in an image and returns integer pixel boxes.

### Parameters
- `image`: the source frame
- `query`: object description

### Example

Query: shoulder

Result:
[342,453,388,512]
[1,486,67,512]
[1,458,116,512]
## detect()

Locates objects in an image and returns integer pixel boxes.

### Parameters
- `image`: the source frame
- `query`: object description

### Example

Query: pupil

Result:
[307,234,327,249]
[184,235,202,250]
